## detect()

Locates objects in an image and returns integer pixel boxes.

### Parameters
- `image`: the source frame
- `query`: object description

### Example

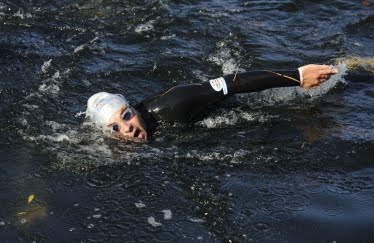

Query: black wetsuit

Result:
[135,70,301,136]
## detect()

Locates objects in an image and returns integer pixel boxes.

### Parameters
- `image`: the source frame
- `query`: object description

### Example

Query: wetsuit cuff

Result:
[297,67,304,86]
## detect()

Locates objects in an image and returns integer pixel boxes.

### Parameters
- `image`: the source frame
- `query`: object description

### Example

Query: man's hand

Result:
[299,64,338,89]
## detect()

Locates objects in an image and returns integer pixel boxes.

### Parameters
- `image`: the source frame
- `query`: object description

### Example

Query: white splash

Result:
[45,121,67,131]
[75,111,86,118]
[160,34,176,40]
[161,209,172,220]
[35,134,73,143]
[189,217,205,223]
[135,201,146,208]
[208,41,245,75]
[13,9,32,19]
[41,59,52,73]
[74,44,86,53]
[198,110,272,128]
[147,216,162,227]
[298,63,347,98]
[37,69,70,96]
[135,20,156,33]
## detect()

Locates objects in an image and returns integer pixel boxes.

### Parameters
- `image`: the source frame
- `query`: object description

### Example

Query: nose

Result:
[119,122,134,135]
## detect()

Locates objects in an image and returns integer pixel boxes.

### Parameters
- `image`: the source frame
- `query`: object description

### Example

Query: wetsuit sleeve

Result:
[137,70,301,123]
[224,70,300,94]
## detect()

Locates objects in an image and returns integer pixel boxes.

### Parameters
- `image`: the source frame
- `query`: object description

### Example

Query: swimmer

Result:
[86,64,338,142]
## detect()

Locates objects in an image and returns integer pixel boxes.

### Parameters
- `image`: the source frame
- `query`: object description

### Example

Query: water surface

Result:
[0,0,374,242]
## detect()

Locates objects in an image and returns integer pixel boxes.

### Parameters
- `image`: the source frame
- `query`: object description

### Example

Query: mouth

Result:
[110,126,148,143]
[134,128,147,140]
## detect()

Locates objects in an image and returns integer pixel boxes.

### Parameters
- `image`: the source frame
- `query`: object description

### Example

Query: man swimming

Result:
[86,64,338,142]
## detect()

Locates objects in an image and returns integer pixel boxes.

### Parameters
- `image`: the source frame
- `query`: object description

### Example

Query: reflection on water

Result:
[0,0,374,242]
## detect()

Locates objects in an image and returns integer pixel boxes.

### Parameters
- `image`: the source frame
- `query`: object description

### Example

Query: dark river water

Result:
[1,0,374,242]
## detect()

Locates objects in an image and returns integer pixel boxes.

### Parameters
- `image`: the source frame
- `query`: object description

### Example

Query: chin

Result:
[113,133,148,143]
[133,137,148,143]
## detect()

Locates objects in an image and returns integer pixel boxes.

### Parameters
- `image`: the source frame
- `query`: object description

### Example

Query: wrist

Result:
[298,67,304,86]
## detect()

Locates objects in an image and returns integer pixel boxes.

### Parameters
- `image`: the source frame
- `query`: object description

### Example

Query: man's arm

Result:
[223,65,338,94]
[138,65,338,123]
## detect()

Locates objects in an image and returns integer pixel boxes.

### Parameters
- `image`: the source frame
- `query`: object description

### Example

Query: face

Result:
[107,105,148,142]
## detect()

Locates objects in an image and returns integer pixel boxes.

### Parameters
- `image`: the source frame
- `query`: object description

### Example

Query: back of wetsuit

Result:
[135,70,301,129]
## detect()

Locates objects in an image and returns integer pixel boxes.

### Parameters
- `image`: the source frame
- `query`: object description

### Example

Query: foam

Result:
[177,150,233,162]
[161,209,172,220]
[38,71,60,94]
[38,134,72,143]
[37,69,70,96]
[160,34,176,40]
[41,59,52,73]
[334,56,374,73]
[74,44,86,53]
[135,201,146,208]
[22,104,39,110]
[45,121,68,131]
[135,20,156,33]
[207,41,245,75]
[188,217,205,223]
[198,110,273,128]
[13,9,32,19]
[147,216,162,227]
[74,36,99,53]
[298,63,347,98]
[200,111,239,128]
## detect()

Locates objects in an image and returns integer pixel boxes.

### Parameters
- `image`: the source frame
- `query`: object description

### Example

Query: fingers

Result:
[318,74,330,79]
[317,66,338,83]
[300,64,339,89]
[318,66,338,75]
[318,65,331,70]
[318,78,327,84]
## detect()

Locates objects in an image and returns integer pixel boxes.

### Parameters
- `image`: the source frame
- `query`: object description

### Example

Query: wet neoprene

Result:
[135,70,301,135]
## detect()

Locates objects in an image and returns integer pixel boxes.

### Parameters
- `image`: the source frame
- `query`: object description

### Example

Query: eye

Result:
[122,107,133,121]
[112,124,119,132]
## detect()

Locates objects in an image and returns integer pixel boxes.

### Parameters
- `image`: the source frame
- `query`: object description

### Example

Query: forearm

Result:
[223,70,301,94]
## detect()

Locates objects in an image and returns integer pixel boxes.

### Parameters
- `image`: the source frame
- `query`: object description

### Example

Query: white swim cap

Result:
[86,92,129,128]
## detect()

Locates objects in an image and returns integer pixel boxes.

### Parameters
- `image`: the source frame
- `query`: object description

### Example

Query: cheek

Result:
[137,117,147,130]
